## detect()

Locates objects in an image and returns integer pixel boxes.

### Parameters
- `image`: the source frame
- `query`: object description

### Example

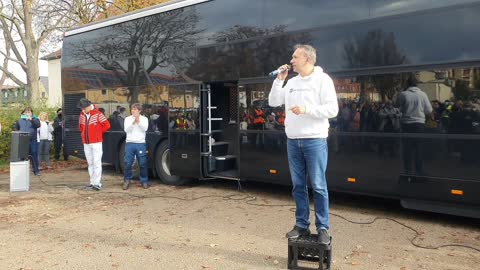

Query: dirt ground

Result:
[0,161,479,270]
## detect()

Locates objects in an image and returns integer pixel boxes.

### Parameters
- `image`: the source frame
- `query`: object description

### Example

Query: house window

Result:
[24,90,27,97]
[42,92,46,98]
[3,91,7,98]
[101,89,107,95]
[14,91,18,97]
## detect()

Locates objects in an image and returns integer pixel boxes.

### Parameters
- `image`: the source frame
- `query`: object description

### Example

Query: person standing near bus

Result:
[14,107,41,176]
[53,108,69,161]
[38,112,54,169]
[269,44,338,244]
[122,103,149,190]
[78,98,111,190]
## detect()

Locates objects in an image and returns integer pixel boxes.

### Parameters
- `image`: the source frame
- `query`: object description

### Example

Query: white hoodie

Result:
[269,66,338,139]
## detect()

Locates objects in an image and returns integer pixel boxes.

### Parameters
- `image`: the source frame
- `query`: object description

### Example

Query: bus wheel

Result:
[155,140,190,185]
[119,142,139,179]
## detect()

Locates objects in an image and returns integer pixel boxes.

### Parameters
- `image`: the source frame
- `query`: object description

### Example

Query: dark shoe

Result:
[34,172,41,176]
[142,183,149,189]
[318,229,330,244]
[286,226,310,239]
[84,184,94,190]
[92,185,101,191]
[122,181,130,190]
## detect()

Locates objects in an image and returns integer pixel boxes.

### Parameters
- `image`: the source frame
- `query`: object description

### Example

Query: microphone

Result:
[269,65,291,77]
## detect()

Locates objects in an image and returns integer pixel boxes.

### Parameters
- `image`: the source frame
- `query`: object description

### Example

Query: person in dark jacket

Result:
[53,108,69,161]
[14,107,41,176]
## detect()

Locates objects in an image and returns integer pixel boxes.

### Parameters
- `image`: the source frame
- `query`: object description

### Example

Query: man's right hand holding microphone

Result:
[276,64,290,81]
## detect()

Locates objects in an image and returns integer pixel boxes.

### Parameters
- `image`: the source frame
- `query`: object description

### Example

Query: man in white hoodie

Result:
[123,103,149,190]
[269,44,338,244]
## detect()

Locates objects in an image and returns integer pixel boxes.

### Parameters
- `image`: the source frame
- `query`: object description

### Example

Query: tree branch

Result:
[0,50,27,69]
[0,16,26,68]
[0,64,26,87]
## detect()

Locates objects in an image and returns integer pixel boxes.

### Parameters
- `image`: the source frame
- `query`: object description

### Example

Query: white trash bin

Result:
[10,161,30,192]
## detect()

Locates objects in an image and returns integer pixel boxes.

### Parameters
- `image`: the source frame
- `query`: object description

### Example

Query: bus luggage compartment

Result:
[398,175,480,217]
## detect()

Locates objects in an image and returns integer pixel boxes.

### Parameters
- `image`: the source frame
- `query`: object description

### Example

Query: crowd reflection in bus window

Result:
[109,106,126,131]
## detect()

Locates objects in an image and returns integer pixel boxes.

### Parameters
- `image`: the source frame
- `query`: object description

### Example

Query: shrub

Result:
[0,104,59,166]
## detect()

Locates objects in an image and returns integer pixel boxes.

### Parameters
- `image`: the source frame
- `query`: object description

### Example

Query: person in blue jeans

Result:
[268,44,339,244]
[14,107,41,176]
[123,103,149,190]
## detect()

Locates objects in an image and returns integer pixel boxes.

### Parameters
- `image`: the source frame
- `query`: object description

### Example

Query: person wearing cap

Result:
[78,98,111,190]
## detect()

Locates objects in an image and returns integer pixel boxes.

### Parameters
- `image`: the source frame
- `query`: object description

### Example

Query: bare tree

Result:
[0,19,14,88]
[187,25,311,83]
[66,6,202,104]
[0,0,74,102]
[57,0,111,24]
[343,29,408,102]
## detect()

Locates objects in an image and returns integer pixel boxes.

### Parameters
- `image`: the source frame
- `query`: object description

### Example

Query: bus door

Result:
[167,83,202,178]
[63,93,85,158]
[200,82,240,180]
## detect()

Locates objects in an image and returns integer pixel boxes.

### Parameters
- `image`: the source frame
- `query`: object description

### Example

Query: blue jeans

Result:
[287,138,329,231]
[29,140,39,174]
[124,143,148,184]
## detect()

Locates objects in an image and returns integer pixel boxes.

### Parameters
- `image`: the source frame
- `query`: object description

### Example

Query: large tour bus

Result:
[62,0,480,218]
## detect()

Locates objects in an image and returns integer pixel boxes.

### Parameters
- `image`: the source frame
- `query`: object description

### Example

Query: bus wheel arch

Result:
[154,140,191,185]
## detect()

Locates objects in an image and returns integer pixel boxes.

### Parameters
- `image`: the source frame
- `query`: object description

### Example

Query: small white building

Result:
[40,50,62,107]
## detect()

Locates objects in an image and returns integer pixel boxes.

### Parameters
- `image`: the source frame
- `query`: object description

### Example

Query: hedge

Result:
[0,104,59,166]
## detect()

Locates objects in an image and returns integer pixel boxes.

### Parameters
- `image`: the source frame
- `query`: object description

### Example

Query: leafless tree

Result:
[67,7,203,104]
[0,0,113,103]
[0,0,77,102]
[343,29,409,102]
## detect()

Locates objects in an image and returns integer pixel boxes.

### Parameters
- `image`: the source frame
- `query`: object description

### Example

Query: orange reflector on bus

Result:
[451,189,464,196]
[347,177,356,183]
[269,169,277,174]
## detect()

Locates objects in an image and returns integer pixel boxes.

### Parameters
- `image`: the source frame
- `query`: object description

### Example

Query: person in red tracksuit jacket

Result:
[78,98,111,190]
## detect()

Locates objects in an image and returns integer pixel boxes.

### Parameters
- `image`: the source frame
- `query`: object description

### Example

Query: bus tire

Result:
[119,142,139,179]
[155,140,190,185]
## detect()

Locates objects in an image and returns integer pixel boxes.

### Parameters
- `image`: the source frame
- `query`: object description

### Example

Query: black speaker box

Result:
[10,132,31,162]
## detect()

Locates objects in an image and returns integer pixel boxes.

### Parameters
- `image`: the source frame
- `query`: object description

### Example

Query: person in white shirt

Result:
[38,112,54,169]
[123,103,149,190]
[269,44,338,244]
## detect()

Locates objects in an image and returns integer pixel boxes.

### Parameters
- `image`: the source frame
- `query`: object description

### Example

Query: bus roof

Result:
[64,0,209,37]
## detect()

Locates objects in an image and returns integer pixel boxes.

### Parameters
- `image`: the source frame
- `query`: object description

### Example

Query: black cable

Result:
[33,176,480,253]
[329,213,480,253]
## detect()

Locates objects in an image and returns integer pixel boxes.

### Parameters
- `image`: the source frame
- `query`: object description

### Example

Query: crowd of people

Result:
[11,107,68,176]
[335,97,480,135]
[240,95,480,136]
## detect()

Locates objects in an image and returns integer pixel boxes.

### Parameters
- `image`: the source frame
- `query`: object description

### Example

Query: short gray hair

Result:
[294,44,317,64]
[131,103,142,111]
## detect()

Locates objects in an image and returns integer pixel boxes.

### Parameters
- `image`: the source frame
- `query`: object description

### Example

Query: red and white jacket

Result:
[79,105,111,144]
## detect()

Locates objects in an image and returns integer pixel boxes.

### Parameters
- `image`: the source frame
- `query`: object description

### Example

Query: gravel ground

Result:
[0,163,479,270]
